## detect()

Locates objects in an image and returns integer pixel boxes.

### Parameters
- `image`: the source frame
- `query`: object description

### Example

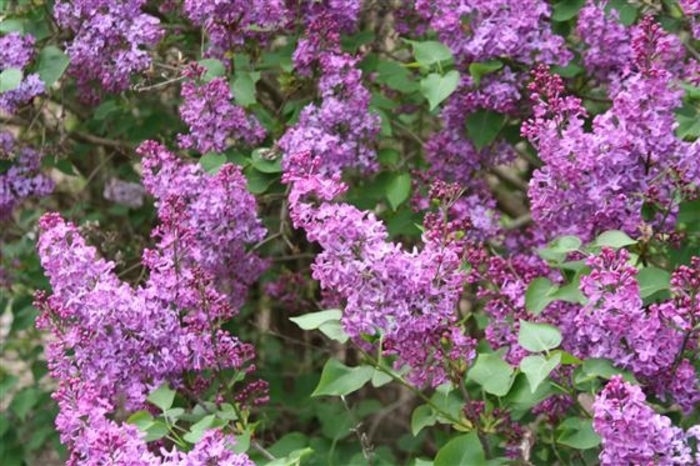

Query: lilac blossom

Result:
[182,0,289,57]
[280,53,380,175]
[577,1,631,82]
[53,0,162,99]
[177,76,266,153]
[0,132,53,219]
[593,376,697,465]
[413,0,570,67]
[282,151,475,386]
[139,141,268,308]
[0,32,44,113]
[523,19,697,241]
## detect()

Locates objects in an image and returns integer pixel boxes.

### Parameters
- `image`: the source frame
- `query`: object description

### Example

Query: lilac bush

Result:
[1,1,699,464]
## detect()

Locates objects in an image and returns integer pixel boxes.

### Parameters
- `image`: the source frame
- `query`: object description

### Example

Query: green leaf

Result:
[386,172,412,210]
[465,109,506,150]
[371,369,392,387]
[232,72,258,107]
[518,320,563,352]
[552,0,586,21]
[550,275,587,305]
[525,277,557,315]
[592,230,637,249]
[183,414,217,443]
[520,353,561,393]
[420,70,460,111]
[127,410,155,430]
[144,421,170,442]
[0,68,23,93]
[0,19,25,34]
[411,404,437,436]
[244,165,277,194]
[557,418,601,450]
[576,358,637,384]
[318,320,349,343]
[198,58,226,80]
[147,383,176,411]
[676,107,700,140]
[250,148,282,173]
[549,235,583,253]
[410,40,454,67]
[311,359,374,397]
[608,0,638,25]
[637,267,671,299]
[35,46,69,87]
[434,432,486,466]
[376,60,419,93]
[467,353,515,397]
[290,309,342,330]
[199,153,227,174]
[505,374,557,413]
[469,60,503,87]
[9,387,39,421]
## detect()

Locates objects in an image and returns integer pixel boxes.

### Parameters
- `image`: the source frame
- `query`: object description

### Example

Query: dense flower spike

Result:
[283,151,475,386]
[0,132,53,219]
[35,142,268,461]
[0,32,44,113]
[53,0,162,99]
[139,141,267,308]
[280,53,380,175]
[523,21,697,240]
[178,75,266,153]
[182,0,289,57]
[593,376,697,465]
[577,1,631,81]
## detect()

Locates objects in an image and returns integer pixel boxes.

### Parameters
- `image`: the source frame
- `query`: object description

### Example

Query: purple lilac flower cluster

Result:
[283,151,475,386]
[182,0,289,58]
[593,376,699,465]
[523,17,698,240]
[36,144,268,462]
[0,132,53,219]
[35,214,256,465]
[0,32,44,113]
[576,1,632,82]
[177,72,266,154]
[53,0,162,100]
[280,52,380,175]
[569,248,700,412]
[139,141,267,308]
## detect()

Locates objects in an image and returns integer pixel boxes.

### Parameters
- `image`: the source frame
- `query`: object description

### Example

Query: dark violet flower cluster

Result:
[35,214,256,465]
[413,0,569,67]
[177,76,266,153]
[523,18,698,241]
[283,151,475,386]
[0,32,44,113]
[53,0,162,99]
[139,141,267,308]
[280,53,380,175]
[35,145,268,463]
[571,248,700,413]
[182,0,289,57]
[576,1,631,82]
[0,132,53,219]
[593,376,699,465]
